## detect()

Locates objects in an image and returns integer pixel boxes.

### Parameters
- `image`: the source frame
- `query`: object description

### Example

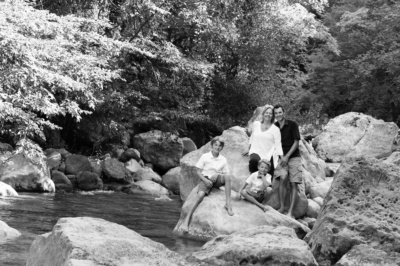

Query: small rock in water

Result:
[155,195,172,201]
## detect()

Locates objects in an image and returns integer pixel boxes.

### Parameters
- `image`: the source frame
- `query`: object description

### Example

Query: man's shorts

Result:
[273,157,302,184]
[198,174,224,195]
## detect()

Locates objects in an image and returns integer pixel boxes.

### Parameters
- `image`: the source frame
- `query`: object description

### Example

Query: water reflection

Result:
[0,192,204,265]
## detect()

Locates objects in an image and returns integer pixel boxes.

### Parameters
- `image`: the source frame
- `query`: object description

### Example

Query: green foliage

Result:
[309,0,400,122]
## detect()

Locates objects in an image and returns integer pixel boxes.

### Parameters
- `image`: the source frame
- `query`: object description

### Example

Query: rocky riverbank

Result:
[2,108,400,265]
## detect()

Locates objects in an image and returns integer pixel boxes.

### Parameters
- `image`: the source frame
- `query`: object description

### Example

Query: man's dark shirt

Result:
[275,119,300,158]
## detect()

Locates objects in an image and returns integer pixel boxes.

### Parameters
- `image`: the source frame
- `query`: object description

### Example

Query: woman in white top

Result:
[243,106,283,176]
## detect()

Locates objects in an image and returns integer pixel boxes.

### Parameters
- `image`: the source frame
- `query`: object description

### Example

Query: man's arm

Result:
[280,140,299,167]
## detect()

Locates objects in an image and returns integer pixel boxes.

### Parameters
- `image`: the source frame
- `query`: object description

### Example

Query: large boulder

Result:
[76,171,103,191]
[133,130,183,172]
[162,167,181,195]
[313,112,398,162]
[179,126,250,201]
[173,187,310,241]
[181,137,197,156]
[190,226,317,266]
[309,178,333,199]
[306,199,320,219]
[102,158,130,183]
[64,154,92,175]
[125,158,142,175]
[51,170,74,191]
[0,220,21,242]
[265,178,309,219]
[0,153,52,192]
[26,217,188,266]
[335,244,400,266]
[0,181,18,196]
[305,157,400,265]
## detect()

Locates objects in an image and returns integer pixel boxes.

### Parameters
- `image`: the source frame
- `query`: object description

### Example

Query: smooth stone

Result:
[162,167,181,195]
[65,154,91,175]
[190,226,317,266]
[51,170,73,191]
[26,217,188,266]
[306,199,320,219]
[313,112,398,162]
[173,187,310,241]
[125,158,142,174]
[181,137,197,156]
[0,181,18,196]
[133,166,162,183]
[44,149,61,170]
[76,171,103,191]
[126,180,169,196]
[0,220,21,242]
[313,196,324,207]
[309,178,333,199]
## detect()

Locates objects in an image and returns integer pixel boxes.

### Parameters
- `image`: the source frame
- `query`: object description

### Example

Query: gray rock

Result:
[335,244,400,266]
[26,217,188,266]
[0,220,21,242]
[51,170,73,191]
[305,157,400,265]
[102,158,130,183]
[134,130,183,172]
[65,154,91,175]
[77,171,103,191]
[313,112,398,162]
[0,181,18,196]
[162,167,181,195]
[173,187,310,241]
[190,226,317,266]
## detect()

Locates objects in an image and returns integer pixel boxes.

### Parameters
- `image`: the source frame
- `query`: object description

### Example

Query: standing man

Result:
[273,104,302,219]
[181,136,234,233]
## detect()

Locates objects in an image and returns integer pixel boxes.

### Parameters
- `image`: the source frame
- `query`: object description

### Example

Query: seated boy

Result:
[238,159,273,212]
[182,136,234,233]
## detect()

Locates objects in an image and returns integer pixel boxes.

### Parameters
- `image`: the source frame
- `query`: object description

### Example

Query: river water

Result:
[0,192,204,266]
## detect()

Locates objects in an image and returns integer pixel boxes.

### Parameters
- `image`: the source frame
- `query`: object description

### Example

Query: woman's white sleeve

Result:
[274,127,283,156]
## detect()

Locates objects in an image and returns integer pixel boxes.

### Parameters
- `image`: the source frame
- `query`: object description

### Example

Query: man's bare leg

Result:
[287,183,297,219]
[277,174,287,213]
[182,191,206,233]
[240,190,267,212]
[222,174,234,216]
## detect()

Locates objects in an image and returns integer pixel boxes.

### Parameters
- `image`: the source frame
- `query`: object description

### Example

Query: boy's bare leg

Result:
[240,190,267,212]
[182,191,206,233]
[277,174,287,213]
[221,174,234,216]
[287,183,297,219]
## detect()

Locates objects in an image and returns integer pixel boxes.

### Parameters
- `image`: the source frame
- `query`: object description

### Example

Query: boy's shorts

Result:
[198,174,224,195]
[246,188,266,203]
[274,157,302,184]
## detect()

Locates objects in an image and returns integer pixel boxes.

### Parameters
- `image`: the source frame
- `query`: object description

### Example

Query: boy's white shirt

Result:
[246,171,271,193]
[195,151,229,177]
